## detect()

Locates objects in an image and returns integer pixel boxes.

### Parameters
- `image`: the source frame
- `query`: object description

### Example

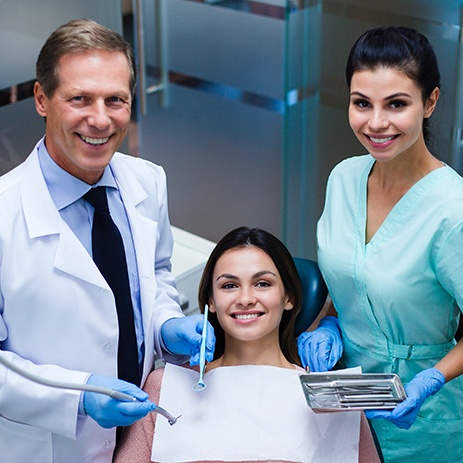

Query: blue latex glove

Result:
[161,315,215,366]
[83,375,156,428]
[297,316,343,372]
[365,368,446,429]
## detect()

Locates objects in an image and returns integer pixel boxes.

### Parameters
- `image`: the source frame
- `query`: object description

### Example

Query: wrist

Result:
[416,368,446,395]
[319,316,341,334]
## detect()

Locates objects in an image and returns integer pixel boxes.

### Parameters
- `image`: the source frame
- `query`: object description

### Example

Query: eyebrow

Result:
[350,91,412,100]
[216,270,277,281]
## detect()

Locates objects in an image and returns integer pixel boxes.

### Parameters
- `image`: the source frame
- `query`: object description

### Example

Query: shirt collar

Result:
[37,138,117,211]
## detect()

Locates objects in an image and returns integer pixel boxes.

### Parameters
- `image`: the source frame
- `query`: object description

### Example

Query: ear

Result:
[34,81,48,117]
[424,86,439,118]
[283,296,294,312]
[208,299,217,313]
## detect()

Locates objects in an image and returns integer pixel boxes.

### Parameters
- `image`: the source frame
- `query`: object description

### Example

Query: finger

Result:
[297,335,313,369]
[205,351,214,363]
[189,352,200,366]
[364,409,393,420]
[390,397,419,421]
[122,400,155,414]
[186,332,203,350]
[312,341,331,372]
[206,323,215,349]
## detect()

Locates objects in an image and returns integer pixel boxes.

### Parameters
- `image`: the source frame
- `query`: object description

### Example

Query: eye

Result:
[221,282,237,290]
[70,95,87,104]
[352,98,370,109]
[255,280,271,288]
[389,99,407,109]
[107,96,129,107]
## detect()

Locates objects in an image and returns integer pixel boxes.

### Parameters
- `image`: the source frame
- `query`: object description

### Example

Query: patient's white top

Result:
[152,363,360,463]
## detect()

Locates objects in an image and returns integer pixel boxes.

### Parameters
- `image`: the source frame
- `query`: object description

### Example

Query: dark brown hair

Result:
[198,227,302,366]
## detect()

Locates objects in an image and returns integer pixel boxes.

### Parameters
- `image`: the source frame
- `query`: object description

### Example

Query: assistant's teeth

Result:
[80,135,109,145]
[234,313,260,320]
[369,135,395,144]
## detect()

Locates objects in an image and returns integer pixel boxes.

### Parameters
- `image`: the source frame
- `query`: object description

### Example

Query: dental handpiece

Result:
[0,354,181,425]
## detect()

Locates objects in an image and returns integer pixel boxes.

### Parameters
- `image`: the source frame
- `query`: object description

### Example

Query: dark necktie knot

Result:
[84,186,110,215]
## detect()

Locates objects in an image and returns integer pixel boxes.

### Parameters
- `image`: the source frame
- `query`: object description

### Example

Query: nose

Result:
[236,287,257,307]
[368,110,389,131]
[87,100,110,130]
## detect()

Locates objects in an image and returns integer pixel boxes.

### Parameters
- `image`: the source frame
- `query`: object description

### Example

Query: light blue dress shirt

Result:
[37,139,144,365]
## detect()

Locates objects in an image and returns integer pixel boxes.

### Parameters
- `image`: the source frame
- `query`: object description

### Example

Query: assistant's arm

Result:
[367,220,463,428]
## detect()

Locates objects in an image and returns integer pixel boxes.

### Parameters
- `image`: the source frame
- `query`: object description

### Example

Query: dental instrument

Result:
[192,304,208,391]
[0,353,181,425]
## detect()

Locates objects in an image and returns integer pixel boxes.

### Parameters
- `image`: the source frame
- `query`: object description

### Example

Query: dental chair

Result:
[293,258,328,336]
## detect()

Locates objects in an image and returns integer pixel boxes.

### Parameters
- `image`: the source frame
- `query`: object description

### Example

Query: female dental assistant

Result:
[297,26,463,462]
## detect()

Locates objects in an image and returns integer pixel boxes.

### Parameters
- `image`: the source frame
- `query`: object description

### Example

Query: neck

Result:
[208,335,294,371]
[371,143,443,190]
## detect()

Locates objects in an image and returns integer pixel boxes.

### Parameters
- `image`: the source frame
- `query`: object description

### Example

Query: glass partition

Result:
[133,0,319,257]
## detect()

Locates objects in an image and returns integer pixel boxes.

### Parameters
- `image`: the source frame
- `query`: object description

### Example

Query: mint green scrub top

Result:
[317,155,463,463]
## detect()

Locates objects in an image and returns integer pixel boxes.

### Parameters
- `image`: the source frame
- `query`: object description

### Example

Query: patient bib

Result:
[152,364,360,462]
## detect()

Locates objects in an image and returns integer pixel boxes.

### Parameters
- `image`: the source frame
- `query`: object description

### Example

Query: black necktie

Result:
[84,187,140,386]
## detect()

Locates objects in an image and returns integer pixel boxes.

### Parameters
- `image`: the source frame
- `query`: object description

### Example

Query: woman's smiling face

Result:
[209,246,293,345]
[348,67,438,163]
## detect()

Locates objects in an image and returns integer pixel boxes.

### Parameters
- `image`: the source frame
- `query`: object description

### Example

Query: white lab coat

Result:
[0,140,184,462]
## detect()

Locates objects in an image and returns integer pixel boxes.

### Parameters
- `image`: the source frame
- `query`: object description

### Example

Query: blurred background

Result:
[1,0,462,259]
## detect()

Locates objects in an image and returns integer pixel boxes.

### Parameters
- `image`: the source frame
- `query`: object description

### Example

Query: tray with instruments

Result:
[300,373,406,411]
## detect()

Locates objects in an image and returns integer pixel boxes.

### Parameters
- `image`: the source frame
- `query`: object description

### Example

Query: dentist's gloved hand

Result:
[161,315,215,366]
[297,316,343,372]
[83,375,155,428]
[365,368,445,429]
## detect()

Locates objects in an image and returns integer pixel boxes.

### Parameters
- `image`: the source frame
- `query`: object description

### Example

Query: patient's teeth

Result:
[370,136,394,144]
[235,313,259,320]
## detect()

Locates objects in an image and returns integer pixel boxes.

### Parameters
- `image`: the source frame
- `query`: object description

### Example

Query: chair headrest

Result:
[293,258,328,337]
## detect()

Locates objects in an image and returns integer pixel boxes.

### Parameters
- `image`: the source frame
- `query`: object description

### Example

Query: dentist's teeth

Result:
[80,135,109,145]
[235,313,260,320]
[370,136,394,144]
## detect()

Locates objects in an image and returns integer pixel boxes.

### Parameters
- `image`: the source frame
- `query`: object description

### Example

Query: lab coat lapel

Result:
[20,149,108,289]
[110,157,157,281]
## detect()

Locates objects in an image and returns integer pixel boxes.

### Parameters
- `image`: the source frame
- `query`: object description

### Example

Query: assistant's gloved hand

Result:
[83,375,155,428]
[297,316,343,372]
[365,368,446,429]
[161,315,215,366]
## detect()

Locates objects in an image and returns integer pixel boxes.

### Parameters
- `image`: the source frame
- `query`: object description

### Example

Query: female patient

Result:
[114,227,379,463]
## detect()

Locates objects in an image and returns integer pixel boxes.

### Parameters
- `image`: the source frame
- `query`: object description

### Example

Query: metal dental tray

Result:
[300,373,406,411]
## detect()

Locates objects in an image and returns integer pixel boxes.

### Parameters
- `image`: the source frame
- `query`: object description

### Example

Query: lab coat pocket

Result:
[0,414,52,462]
